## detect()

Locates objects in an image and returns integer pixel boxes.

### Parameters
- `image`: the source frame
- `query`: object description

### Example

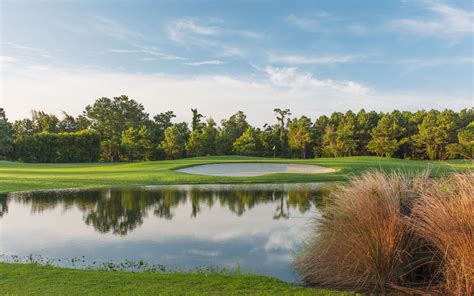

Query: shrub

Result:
[411,173,474,295]
[14,130,100,162]
[295,171,473,294]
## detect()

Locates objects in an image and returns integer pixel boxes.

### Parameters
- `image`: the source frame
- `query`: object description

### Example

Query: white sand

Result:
[176,163,335,177]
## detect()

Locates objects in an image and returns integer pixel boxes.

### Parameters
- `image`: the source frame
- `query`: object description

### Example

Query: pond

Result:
[0,183,328,282]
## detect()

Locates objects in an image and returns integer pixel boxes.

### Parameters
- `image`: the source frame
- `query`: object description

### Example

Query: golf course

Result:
[0,156,471,194]
[1,156,472,294]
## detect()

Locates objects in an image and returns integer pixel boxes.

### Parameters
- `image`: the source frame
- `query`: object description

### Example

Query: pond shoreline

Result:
[0,263,353,295]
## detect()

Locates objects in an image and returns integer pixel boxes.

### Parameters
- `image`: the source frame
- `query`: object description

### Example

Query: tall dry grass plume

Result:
[295,171,473,295]
[411,173,474,295]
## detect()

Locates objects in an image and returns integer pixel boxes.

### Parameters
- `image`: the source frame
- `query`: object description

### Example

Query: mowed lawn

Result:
[0,156,471,194]
[0,263,351,295]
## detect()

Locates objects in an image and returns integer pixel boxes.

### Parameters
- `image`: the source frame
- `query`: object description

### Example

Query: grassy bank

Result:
[0,156,471,193]
[0,263,351,295]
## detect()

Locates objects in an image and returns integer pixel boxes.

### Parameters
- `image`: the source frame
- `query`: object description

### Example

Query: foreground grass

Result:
[0,263,351,295]
[0,156,471,193]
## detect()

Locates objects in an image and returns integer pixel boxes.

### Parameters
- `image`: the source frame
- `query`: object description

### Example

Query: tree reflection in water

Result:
[3,184,329,235]
[0,194,7,218]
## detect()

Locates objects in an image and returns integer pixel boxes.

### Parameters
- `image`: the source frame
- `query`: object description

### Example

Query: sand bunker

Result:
[177,163,335,177]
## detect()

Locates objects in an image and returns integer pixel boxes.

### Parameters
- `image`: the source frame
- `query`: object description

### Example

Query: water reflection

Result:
[0,183,328,282]
[0,194,7,218]
[2,184,328,235]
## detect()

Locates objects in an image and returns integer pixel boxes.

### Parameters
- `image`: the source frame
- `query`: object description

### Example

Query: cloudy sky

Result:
[1,0,472,126]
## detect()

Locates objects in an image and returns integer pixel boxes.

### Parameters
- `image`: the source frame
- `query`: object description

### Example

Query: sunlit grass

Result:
[0,156,471,193]
[0,263,352,295]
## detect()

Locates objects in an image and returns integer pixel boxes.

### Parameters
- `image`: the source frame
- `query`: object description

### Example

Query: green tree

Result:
[31,110,59,133]
[0,108,14,159]
[75,114,91,130]
[186,118,218,156]
[458,108,474,127]
[257,128,279,157]
[273,108,291,130]
[322,124,338,157]
[191,108,204,132]
[85,95,148,161]
[233,127,260,156]
[159,126,185,159]
[12,118,35,139]
[446,122,474,159]
[138,126,154,161]
[335,111,357,157]
[58,112,78,132]
[218,111,250,154]
[312,115,330,157]
[151,111,176,144]
[121,127,141,161]
[321,112,345,157]
[413,110,449,160]
[356,109,380,155]
[288,116,313,158]
[121,126,154,161]
[367,114,401,157]
[273,108,291,157]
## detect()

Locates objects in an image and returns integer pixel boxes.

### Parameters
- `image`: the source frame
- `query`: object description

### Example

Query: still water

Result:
[0,183,327,282]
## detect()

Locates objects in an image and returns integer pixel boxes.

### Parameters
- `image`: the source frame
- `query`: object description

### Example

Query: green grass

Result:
[0,263,352,295]
[0,156,471,194]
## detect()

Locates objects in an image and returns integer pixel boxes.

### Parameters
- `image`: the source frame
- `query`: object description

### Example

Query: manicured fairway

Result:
[0,263,352,295]
[0,156,471,193]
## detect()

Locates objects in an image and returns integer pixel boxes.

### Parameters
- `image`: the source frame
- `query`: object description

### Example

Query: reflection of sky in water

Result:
[0,184,325,282]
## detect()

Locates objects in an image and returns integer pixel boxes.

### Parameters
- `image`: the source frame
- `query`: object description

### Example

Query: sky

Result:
[1,0,473,126]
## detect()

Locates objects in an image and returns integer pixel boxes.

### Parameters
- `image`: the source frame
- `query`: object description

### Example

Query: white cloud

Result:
[285,14,322,31]
[389,1,473,38]
[168,19,261,41]
[4,42,46,53]
[166,19,257,57]
[91,16,146,40]
[268,53,363,65]
[263,66,370,95]
[0,56,20,63]
[170,20,220,38]
[1,61,471,127]
[2,42,56,62]
[400,57,474,69]
[184,60,224,66]
[285,13,331,32]
[106,46,187,61]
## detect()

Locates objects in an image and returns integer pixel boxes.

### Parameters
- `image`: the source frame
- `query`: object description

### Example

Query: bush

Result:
[295,171,473,294]
[411,173,474,295]
[14,130,100,162]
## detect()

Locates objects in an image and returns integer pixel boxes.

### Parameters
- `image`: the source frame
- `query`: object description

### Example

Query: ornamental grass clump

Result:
[295,171,473,295]
[411,173,474,295]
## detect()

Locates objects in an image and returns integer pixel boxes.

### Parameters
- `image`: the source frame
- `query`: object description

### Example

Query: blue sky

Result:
[1,0,472,125]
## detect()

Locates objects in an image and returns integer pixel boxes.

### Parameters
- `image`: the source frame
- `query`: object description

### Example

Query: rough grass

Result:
[295,171,473,295]
[0,263,352,295]
[0,156,471,194]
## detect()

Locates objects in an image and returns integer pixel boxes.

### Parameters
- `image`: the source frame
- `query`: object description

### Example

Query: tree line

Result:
[0,95,472,162]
